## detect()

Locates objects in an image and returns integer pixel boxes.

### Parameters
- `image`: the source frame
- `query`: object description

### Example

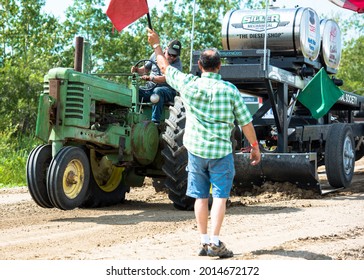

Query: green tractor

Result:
[26,37,192,210]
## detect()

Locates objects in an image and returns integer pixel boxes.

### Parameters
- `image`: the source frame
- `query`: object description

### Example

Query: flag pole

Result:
[145,0,153,29]
[189,0,196,72]
[263,0,270,71]
[147,13,153,29]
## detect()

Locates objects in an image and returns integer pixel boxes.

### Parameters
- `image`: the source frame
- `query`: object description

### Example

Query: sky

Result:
[43,0,357,22]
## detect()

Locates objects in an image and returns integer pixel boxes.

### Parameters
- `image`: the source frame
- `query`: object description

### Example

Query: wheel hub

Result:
[343,137,355,175]
[63,159,84,199]
[90,150,123,192]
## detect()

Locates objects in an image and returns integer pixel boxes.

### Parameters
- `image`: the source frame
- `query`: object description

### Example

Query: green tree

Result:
[0,0,65,135]
[0,0,66,187]
[62,0,265,74]
[336,14,364,95]
[338,36,364,94]
[61,0,154,81]
[120,0,265,72]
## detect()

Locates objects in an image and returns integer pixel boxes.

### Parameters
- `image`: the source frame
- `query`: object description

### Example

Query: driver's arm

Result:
[147,28,170,74]
[131,65,150,75]
[151,75,166,84]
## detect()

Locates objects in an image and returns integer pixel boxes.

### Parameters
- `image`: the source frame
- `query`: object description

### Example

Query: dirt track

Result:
[0,160,364,260]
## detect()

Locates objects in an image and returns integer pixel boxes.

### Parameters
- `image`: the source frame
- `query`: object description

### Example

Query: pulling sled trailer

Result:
[190,7,364,194]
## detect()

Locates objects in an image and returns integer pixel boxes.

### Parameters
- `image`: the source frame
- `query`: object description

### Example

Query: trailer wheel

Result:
[81,149,129,208]
[26,144,54,208]
[47,146,90,210]
[325,123,355,188]
[161,96,195,210]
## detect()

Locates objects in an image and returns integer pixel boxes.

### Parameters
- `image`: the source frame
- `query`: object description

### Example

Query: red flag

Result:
[106,0,149,31]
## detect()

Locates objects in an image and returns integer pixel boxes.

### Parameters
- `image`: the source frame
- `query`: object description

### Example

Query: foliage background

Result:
[0,0,363,187]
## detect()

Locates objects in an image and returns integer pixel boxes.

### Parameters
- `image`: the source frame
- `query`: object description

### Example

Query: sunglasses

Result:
[168,52,177,58]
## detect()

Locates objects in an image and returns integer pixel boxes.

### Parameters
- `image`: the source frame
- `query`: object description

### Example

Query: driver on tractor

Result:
[131,39,183,124]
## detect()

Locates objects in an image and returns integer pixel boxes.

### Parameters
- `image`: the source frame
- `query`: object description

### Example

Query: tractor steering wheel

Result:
[133,59,162,91]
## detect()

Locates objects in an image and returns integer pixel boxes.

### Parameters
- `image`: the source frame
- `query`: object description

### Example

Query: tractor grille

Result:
[63,81,90,127]
[65,82,84,120]
[43,79,90,128]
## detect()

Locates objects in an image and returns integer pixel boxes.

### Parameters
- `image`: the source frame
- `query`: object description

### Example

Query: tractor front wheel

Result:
[47,146,90,210]
[26,144,54,208]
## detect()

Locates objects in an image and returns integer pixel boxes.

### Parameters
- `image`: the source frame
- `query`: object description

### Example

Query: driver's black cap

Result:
[167,40,181,56]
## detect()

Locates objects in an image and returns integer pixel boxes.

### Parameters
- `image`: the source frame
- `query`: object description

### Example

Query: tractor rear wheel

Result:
[325,123,355,189]
[152,177,168,193]
[81,149,129,208]
[162,96,195,210]
[26,144,54,208]
[47,146,90,210]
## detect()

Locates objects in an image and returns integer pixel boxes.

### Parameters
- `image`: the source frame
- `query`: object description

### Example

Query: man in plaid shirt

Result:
[148,28,261,258]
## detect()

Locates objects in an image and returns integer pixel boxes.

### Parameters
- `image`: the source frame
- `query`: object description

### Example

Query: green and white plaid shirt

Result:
[166,66,252,159]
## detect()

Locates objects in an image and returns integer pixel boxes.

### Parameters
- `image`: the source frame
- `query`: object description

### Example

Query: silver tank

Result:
[222,7,321,60]
[320,19,342,70]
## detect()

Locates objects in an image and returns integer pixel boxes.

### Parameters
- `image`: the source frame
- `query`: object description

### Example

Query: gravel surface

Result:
[0,160,364,260]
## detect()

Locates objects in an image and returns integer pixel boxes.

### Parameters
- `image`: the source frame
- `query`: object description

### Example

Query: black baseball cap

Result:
[167,40,181,56]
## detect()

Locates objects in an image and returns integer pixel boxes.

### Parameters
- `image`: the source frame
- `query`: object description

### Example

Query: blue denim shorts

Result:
[186,152,235,199]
